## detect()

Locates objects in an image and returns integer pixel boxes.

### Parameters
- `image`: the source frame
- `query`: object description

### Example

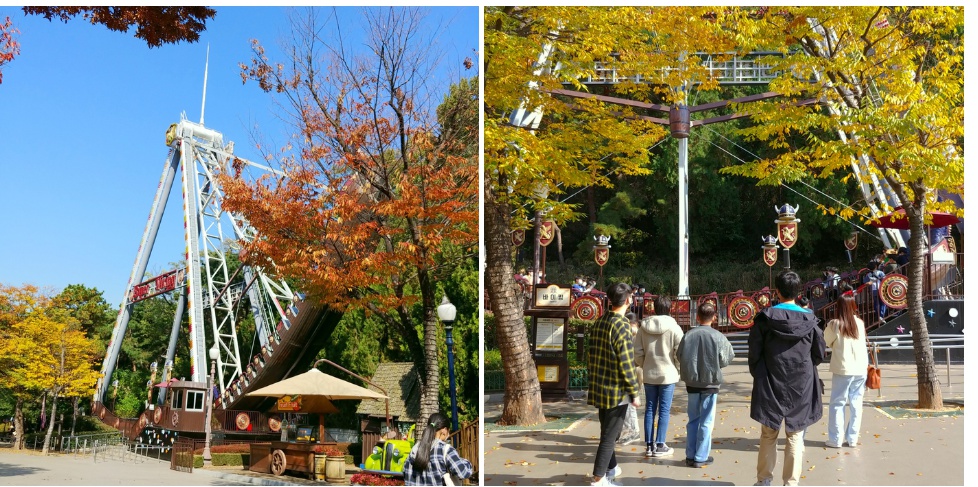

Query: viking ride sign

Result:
[277,395,303,412]
[535,285,571,308]
[130,268,186,303]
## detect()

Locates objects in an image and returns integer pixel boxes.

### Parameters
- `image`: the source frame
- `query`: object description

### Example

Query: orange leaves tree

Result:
[221,7,477,425]
[0,16,19,84]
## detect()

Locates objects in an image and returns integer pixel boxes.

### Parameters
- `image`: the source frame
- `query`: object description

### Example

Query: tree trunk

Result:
[905,200,943,409]
[486,176,546,426]
[70,396,79,437]
[13,396,24,450]
[587,186,598,226]
[417,269,441,429]
[42,393,59,455]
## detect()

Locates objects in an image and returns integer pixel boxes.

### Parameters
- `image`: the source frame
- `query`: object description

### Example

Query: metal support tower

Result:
[96,115,301,403]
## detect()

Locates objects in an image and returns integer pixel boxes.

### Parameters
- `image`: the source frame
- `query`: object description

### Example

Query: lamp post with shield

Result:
[204,344,219,464]
[437,295,459,435]
[775,204,801,269]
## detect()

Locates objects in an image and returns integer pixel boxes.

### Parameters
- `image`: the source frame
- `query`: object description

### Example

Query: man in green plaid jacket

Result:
[587,282,641,486]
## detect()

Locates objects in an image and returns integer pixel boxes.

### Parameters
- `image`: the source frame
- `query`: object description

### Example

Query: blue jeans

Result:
[643,383,675,446]
[686,392,717,462]
[828,374,866,446]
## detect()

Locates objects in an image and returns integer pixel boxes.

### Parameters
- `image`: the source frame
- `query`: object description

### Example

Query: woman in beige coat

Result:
[824,294,868,448]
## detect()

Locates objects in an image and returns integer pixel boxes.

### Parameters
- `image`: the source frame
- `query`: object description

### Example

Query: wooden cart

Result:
[250,441,339,479]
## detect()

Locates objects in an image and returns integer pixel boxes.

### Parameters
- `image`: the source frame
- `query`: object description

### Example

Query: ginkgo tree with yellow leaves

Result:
[0,284,100,452]
[718,6,963,409]
[485,6,763,425]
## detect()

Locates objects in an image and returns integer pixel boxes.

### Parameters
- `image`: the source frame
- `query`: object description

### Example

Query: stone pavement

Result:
[483,358,965,486]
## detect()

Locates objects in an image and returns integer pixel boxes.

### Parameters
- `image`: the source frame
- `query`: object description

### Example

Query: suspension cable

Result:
[694,130,884,242]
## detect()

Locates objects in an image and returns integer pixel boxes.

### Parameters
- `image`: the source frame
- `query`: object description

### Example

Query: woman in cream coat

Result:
[823,293,869,448]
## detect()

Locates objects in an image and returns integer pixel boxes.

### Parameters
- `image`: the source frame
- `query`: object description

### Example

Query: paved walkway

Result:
[484,358,964,486]
[0,447,362,486]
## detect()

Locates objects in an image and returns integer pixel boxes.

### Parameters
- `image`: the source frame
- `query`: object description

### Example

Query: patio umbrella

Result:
[868,207,960,230]
[247,368,387,443]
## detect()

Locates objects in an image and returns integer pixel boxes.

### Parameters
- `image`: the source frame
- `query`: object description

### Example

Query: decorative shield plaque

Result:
[777,221,798,249]
[644,295,655,315]
[763,247,778,267]
[511,229,525,247]
[810,284,825,299]
[844,232,858,251]
[753,291,771,308]
[268,414,282,433]
[879,274,909,310]
[572,295,603,321]
[594,247,610,266]
[235,412,251,431]
[539,220,556,247]
[153,408,163,425]
[728,296,758,328]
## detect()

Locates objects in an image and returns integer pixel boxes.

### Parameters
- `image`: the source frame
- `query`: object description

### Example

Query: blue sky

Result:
[0,6,478,308]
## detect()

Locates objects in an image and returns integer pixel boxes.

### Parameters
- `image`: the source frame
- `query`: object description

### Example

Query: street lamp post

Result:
[437,296,459,436]
[204,344,219,465]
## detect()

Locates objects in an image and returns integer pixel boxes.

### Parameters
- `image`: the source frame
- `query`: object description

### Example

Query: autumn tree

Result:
[485,6,759,425]
[720,6,963,409]
[0,16,19,84]
[221,7,478,426]
[0,284,51,449]
[51,284,114,436]
[5,310,100,454]
[1,7,213,83]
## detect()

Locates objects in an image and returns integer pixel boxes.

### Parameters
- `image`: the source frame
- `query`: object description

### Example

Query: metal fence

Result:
[171,437,195,473]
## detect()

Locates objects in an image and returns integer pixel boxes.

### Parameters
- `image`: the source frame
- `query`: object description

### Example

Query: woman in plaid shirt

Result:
[404,413,473,486]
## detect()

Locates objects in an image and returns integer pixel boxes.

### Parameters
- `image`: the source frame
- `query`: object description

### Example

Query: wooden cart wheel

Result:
[271,449,287,476]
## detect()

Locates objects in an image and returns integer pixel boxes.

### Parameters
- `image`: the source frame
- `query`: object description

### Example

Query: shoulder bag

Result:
[866,344,882,389]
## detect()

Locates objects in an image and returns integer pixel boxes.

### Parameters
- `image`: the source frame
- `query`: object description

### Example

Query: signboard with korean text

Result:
[537,365,559,383]
[534,317,565,352]
[534,285,572,308]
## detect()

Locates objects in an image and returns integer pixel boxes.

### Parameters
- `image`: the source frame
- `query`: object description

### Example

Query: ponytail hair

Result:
[410,412,450,471]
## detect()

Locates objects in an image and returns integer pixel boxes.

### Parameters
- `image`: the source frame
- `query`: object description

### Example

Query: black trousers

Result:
[593,403,629,478]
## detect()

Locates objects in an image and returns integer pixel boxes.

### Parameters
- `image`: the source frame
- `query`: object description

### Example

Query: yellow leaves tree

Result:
[720,6,963,408]
[485,6,760,425]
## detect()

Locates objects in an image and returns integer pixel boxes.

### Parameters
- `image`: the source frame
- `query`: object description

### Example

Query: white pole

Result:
[678,137,690,298]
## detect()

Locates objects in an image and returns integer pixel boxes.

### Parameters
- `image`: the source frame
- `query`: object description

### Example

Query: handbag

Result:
[866,344,882,390]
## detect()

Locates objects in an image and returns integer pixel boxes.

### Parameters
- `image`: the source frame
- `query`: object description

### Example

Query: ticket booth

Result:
[526,284,572,402]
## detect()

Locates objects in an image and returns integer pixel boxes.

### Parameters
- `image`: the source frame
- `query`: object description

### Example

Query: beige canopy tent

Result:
[247,368,388,443]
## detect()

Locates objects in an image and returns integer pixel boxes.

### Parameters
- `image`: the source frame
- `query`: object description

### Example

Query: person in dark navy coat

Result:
[748,270,825,486]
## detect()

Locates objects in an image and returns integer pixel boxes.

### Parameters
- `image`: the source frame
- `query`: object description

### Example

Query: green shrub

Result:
[212,453,249,467]
[484,349,502,370]
[193,454,203,469]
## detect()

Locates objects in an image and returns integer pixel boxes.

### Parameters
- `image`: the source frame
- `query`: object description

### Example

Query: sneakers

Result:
[685,456,714,468]
[825,441,842,448]
[645,444,655,457]
[650,443,674,457]
[607,465,622,480]
[590,475,623,487]
[753,479,772,486]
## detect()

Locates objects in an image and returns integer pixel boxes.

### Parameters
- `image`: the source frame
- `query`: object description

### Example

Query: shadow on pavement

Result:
[0,460,47,477]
